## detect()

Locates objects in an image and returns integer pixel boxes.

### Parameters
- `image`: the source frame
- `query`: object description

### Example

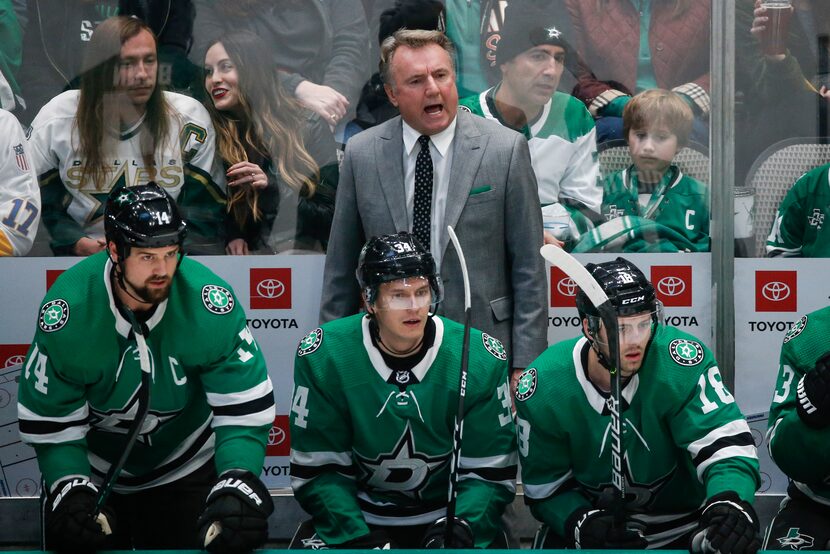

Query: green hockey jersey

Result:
[766,163,830,257]
[18,252,274,491]
[459,87,602,244]
[599,165,710,252]
[768,307,830,502]
[289,314,517,547]
[515,326,759,547]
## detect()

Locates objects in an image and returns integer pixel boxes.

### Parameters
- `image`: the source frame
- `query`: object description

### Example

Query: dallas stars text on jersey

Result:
[17,252,275,491]
[289,314,517,548]
[515,325,759,547]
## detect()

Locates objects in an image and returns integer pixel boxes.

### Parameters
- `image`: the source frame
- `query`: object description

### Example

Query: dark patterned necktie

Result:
[413,135,433,249]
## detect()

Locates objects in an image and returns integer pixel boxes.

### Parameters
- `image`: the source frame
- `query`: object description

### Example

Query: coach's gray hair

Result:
[379,29,456,89]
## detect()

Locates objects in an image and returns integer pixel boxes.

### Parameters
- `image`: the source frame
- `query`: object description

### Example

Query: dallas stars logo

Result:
[297,328,323,357]
[546,26,562,39]
[201,285,234,315]
[39,299,70,332]
[668,339,704,366]
[783,316,807,343]
[585,459,676,512]
[354,423,450,499]
[89,384,178,446]
[482,333,507,361]
[777,528,815,550]
[605,205,626,221]
[516,368,537,402]
[807,208,825,229]
[114,190,136,207]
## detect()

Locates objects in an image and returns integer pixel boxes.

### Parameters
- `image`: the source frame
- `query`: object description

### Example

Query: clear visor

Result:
[372,277,436,311]
[593,305,663,346]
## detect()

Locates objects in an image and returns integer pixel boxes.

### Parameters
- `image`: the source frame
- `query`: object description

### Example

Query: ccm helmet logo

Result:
[761,282,791,302]
[621,295,645,305]
[657,276,685,297]
[256,279,285,299]
[557,277,578,296]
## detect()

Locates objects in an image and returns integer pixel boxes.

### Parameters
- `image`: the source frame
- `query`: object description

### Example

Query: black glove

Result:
[421,516,474,548]
[796,352,830,428]
[334,529,397,549]
[197,469,274,554]
[690,492,761,554]
[44,477,114,553]
[565,507,647,549]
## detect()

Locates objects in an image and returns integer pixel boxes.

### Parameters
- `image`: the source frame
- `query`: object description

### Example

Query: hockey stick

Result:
[91,308,152,532]
[540,245,626,525]
[444,225,471,547]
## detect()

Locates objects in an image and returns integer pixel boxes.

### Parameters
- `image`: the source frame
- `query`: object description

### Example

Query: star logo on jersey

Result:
[89,385,178,446]
[783,316,808,344]
[482,333,507,361]
[516,368,537,402]
[777,528,815,550]
[668,339,703,366]
[354,423,450,499]
[585,460,676,512]
[39,299,69,332]
[297,328,323,357]
[202,285,234,315]
[807,209,825,229]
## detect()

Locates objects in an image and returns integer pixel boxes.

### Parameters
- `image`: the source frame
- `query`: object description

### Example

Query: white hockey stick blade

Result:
[204,521,222,547]
[447,226,471,310]
[539,245,609,309]
[96,513,113,536]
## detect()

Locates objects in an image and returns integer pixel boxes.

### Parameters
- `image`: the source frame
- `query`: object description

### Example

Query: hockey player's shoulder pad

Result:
[655,325,712,370]
[37,252,108,336]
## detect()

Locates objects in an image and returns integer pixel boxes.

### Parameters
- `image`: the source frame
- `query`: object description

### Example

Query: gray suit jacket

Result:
[319,110,547,367]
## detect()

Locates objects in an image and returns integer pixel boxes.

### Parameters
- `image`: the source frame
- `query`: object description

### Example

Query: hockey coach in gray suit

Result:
[320,28,547,375]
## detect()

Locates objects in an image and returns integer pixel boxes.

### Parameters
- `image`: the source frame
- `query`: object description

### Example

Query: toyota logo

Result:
[556,277,578,297]
[657,276,686,297]
[762,281,791,302]
[4,355,24,369]
[268,425,286,446]
[256,279,285,299]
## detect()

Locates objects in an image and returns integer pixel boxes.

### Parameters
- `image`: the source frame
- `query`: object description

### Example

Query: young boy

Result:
[590,89,710,253]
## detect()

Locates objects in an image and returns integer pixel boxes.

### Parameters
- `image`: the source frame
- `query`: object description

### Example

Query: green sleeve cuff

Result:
[34,442,90,490]
[601,95,631,118]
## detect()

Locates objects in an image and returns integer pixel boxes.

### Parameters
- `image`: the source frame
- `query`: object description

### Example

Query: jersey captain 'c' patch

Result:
[783,316,807,343]
[482,333,508,360]
[668,339,704,366]
[516,368,537,402]
[39,299,70,332]
[297,328,323,357]
[201,285,234,315]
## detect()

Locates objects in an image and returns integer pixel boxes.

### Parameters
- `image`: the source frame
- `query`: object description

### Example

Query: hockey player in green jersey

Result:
[17,183,274,553]
[289,232,517,549]
[516,258,760,552]
[458,4,601,250]
[766,162,830,257]
[763,307,830,549]
[587,89,710,253]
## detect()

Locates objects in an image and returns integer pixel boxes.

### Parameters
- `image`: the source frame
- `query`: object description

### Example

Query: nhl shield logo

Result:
[202,285,234,315]
[783,316,807,343]
[297,328,323,357]
[39,299,69,332]
[516,368,537,402]
[482,333,507,360]
[668,339,704,366]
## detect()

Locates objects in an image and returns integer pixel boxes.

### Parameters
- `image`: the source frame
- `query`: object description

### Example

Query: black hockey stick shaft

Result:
[445,226,471,547]
[539,246,625,524]
[93,309,152,518]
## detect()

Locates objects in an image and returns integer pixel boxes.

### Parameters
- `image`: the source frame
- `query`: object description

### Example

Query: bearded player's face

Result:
[120,245,179,304]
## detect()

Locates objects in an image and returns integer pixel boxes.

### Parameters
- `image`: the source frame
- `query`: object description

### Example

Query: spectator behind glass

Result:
[18,0,195,126]
[192,0,369,129]
[0,0,23,112]
[27,16,225,256]
[580,89,710,253]
[564,0,711,144]
[203,33,339,255]
[735,1,830,184]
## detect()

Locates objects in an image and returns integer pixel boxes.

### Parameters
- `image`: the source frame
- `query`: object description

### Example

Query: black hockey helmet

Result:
[576,257,662,334]
[104,182,187,259]
[356,232,443,307]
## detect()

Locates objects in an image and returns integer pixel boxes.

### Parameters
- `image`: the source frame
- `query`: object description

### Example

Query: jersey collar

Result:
[573,336,640,414]
[361,314,445,383]
[103,258,169,338]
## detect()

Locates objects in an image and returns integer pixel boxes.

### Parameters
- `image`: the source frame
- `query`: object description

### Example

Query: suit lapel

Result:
[440,112,486,260]
[375,119,409,230]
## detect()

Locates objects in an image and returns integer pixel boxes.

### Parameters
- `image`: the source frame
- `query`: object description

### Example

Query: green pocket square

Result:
[470,185,491,195]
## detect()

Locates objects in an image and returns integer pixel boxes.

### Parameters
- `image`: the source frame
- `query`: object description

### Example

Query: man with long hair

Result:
[27,15,225,256]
